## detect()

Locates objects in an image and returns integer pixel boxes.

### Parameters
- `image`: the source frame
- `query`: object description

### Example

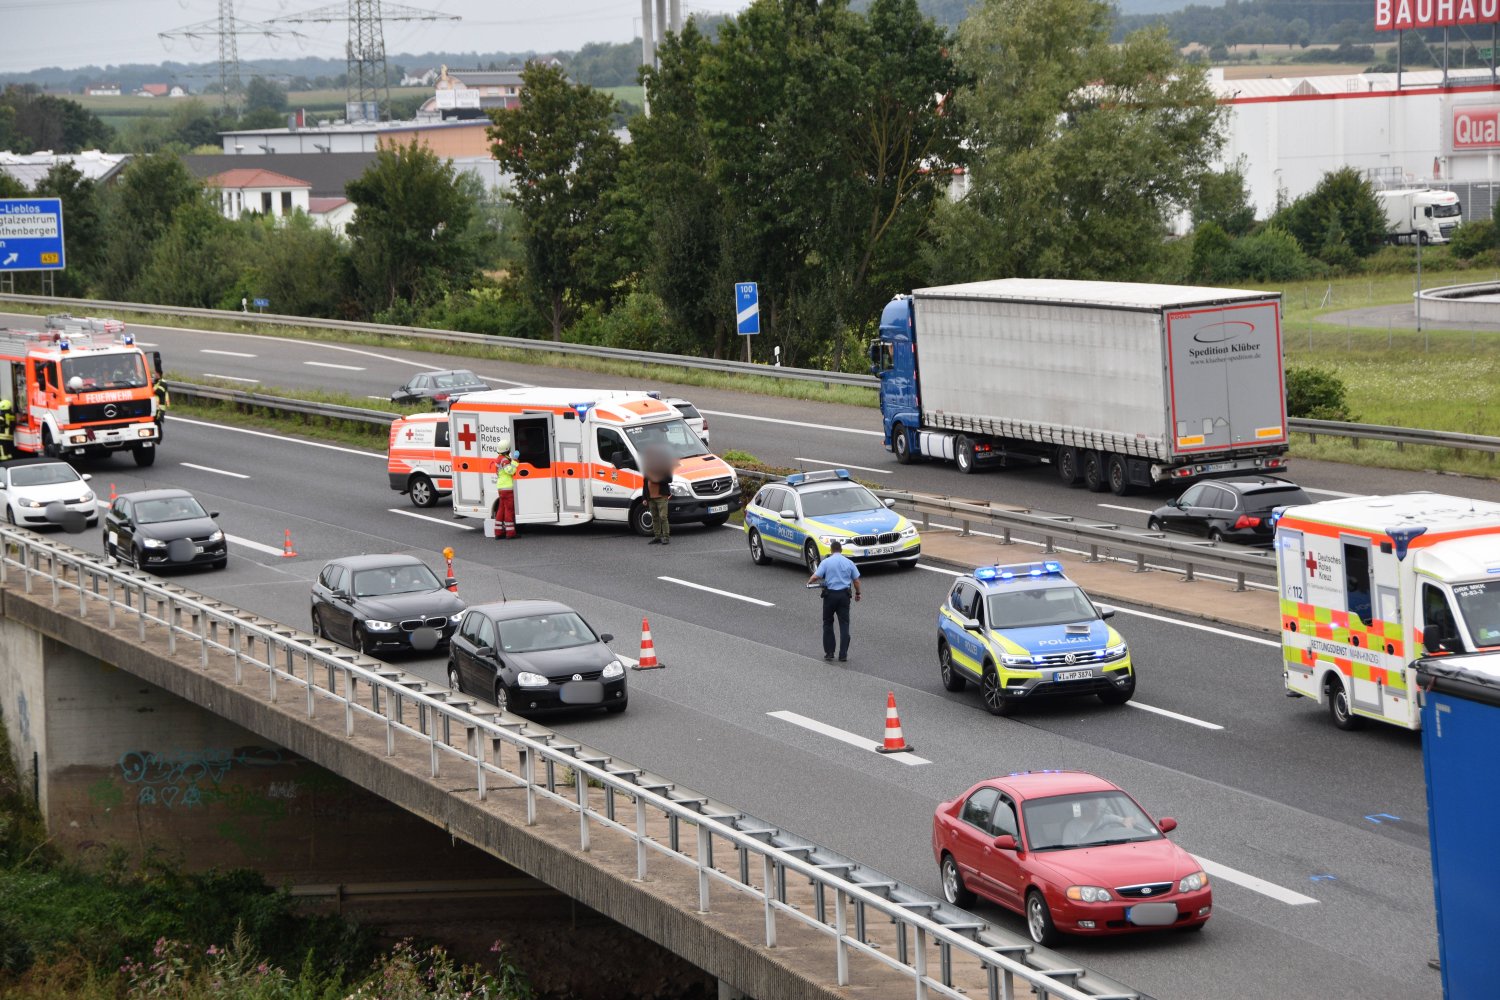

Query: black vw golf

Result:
[103,489,227,570]
[447,600,627,716]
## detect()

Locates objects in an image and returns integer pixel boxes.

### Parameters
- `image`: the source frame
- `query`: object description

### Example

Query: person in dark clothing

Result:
[644,446,674,545]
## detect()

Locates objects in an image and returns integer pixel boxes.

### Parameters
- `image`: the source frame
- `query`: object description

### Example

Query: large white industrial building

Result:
[1213,67,1500,220]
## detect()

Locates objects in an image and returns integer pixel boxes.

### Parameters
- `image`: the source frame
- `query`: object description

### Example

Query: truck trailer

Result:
[871,279,1290,494]
[1376,188,1461,245]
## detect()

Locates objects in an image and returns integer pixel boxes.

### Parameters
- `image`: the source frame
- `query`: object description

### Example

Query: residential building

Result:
[82,83,120,96]
[206,167,311,219]
[0,149,130,190]
[307,196,356,235]
[426,66,524,117]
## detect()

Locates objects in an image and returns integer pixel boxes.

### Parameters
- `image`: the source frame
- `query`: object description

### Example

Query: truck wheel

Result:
[893,424,914,465]
[955,436,977,474]
[1082,451,1108,493]
[629,501,652,537]
[1056,447,1083,486]
[133,444,156,467]
[1107,454,1134,496]
[408,473,438,507]
[1326,675,1364,731]
[42,428,60,458]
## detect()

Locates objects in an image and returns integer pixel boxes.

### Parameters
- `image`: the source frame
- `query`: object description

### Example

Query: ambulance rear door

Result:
[512,413,559,524]
[449,407,511,516]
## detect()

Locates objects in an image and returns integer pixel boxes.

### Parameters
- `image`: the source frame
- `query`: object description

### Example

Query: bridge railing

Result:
[0,527,1144,1000]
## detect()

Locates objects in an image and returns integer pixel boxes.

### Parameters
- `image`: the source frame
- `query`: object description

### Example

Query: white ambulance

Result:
[1275,493,1500,731]
[387,412,452,507]
[446,388,741,534]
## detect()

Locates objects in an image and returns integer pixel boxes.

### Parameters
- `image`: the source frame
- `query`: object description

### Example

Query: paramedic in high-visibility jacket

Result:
[492,450,520,539]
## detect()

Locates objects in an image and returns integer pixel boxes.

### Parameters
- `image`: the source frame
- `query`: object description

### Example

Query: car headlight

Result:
[819,535,843,548]
[207,530,224,543]
[1179,871,1209,893]
[900,525,918,539]
[669,481,691,497]
[516,671,549,688]
[141,537,167,548]
[1066,885,1113,903]
[80,492,95,504]
[1104,641,1128,660]
[1001,653,1033,666]
[448,612,463,624]
[364,619,395,632]
[602,660,624,679]
[19,498,44,508]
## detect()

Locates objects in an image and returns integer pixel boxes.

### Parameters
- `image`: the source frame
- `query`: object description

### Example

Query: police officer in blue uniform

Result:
[807,540,862,662]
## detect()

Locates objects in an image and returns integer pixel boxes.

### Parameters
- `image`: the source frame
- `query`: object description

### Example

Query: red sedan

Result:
[931,770,1211,945]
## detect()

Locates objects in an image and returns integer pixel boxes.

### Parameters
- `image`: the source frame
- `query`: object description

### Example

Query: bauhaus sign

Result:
[1453,105,1500,149]
[1376,0,1500,31]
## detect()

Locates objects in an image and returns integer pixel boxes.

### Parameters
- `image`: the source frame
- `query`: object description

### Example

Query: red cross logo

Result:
[404,428,415,441]
[1305,553,1318,575]
[457,423,477,450]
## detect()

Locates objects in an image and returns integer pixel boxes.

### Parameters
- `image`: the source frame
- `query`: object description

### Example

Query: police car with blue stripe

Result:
[938,561,1134,716]
[745,469,920,572]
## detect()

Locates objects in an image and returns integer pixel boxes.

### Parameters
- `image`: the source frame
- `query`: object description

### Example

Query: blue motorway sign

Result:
[0,198,66,271]
[735,281,760,336]
[252,297,270,308]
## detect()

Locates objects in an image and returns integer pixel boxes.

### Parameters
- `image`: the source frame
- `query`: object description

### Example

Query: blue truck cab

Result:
[872,295,921,464]
[937,561,1135,716]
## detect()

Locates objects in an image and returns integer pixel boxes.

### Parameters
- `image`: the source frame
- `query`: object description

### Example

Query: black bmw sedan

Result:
[310,553,465,656]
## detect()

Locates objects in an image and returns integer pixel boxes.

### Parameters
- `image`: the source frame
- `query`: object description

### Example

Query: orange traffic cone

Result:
[631,617,663,670]
[443,547,457,593]
[109,482,117,501]
[876,691,913,754]
[281,529,298,559]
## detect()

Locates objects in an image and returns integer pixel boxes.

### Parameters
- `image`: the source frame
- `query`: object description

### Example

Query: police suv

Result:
[938,561,1134,716]
[745,469,920,572]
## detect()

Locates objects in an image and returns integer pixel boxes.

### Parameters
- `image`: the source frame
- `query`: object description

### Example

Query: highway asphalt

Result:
[22,396,1443,1000]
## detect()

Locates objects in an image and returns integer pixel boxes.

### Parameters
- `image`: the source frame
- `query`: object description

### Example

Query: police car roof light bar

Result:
[975,560,1065,583]
[786,469,851,487]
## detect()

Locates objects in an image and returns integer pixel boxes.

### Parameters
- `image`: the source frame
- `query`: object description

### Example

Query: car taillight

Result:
[1233,515,1261,529]
[433,392,449,401]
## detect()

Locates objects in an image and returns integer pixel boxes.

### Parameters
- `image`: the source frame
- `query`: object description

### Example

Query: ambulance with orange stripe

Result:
[387,412,452,508]
[446,388,741,535]
[1275,493,1500,731]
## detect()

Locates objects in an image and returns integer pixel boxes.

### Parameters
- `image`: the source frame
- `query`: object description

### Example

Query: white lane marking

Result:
[1111,606,1280,647]
[367,395,388,400]
[203,373,259,383]
[479,374,532,387]
[1097,502,1152,515]
[916,564,1279,646]
[134,341,157,347]
[171,417,382,458]
[659,575,774,607]
[201,349,256,358]
[697,408,883,436]
[795,457,886,475]
[1126,701,1224,730]
[305,361,366,371]
[180,462,249,479]
[1304,487,1360,499]
[768,710,931,766]
[226,533,288,557]
[388,508,477,530]
[1193,856,1319,906]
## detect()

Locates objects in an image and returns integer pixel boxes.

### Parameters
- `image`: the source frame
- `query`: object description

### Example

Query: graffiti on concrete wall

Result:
[118,747,282,810]
[15,692,30,745]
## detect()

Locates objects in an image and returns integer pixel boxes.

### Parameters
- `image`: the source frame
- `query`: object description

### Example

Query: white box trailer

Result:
[872,279,1290,494]
[1275,493,1500,731]
[1376,188,1461,245]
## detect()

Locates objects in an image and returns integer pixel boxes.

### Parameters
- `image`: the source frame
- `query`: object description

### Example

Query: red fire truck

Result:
[0,319,161,465]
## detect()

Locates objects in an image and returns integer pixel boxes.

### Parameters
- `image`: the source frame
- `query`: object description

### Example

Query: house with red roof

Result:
[205,167,312,220]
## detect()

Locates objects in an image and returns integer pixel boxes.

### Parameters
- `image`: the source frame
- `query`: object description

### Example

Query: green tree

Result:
[1274,167,1386,258]
[132,196,246,308]
[1192,162,1256,236]
[244,76,288,114]
[34,162,103,295]
[231,213,351,317]
[344,139,483,317]
[928,0,1224,282]
[119,100,225,154]
[0,85,113,153]
[488,62,625,340]
[98,152,202,298]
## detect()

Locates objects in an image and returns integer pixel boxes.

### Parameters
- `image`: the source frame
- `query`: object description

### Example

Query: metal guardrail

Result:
[0,526,1144,1000]
[171,382,1278,589]
[13,292,1500,459]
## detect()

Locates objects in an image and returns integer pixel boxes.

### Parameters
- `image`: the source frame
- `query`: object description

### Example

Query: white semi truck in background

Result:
[1376,188,1462,244]
[871,279,1291,495]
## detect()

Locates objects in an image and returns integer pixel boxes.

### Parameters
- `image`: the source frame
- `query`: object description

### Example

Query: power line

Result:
[159,0,302,109]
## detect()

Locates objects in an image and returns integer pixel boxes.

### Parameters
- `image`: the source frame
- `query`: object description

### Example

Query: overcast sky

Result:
[1,0,752,73]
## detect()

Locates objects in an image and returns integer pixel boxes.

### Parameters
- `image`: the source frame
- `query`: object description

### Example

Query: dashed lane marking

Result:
[767,710,931,766]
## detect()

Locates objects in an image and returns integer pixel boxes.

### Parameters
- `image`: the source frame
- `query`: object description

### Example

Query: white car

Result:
[0,459,99,529]
[665,398,709,445]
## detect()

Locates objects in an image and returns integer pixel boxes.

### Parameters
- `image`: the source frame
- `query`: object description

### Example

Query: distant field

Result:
[70,86,434,117]
[600,85,644,108]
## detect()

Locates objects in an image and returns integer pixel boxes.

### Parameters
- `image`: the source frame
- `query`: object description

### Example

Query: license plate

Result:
[1125,902,1178,927]
[1056,668,1093,681]
[707,504,729,514]
[559,680,604,705]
